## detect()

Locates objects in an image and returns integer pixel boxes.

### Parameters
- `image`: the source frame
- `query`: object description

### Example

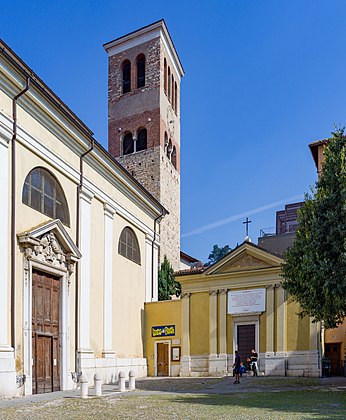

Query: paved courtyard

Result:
[0,376,345,419]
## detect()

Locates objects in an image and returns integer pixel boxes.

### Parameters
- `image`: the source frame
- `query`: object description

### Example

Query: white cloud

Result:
[181,194,304,238]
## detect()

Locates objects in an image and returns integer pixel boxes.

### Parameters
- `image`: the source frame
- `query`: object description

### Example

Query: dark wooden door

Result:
[32,270,60,394]
[325,343,341,375]
[237,324,255,365]
[157,343,169,376]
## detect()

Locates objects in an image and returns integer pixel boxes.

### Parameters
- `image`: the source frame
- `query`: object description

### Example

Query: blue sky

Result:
[2,0,346,262]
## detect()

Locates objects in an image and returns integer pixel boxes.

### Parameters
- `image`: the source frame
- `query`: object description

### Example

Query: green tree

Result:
[206,244,231,266]
[282,129,346,329]
[158,255,181,301]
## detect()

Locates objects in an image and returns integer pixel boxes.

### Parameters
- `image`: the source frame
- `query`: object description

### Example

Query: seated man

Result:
[239,361,246,376]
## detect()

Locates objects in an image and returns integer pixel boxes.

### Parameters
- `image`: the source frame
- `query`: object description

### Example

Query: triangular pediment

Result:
[18,219,81,263]
[216,253,272,273]
[205,242,283,276]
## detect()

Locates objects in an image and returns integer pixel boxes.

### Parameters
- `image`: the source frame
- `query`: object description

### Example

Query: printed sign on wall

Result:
[228,288,266,314]
[152,325,175,337]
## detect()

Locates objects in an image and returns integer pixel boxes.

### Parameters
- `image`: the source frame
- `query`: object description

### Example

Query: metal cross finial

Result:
[243,217,252,237]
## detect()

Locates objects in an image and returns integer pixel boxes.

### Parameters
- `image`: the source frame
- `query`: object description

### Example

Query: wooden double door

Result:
[32,270,60,394]
[157,343,169,376]
[325,343,341,375]
[237,324,256,364]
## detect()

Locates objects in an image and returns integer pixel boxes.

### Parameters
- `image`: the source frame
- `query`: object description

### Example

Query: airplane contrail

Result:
[181,194,304,238]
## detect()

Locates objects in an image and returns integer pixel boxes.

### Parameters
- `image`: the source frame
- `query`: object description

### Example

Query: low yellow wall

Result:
[190,292,209,355]
[145,300,181,376]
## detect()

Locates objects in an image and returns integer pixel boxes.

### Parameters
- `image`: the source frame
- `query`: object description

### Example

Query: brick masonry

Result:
[107,29,182,271]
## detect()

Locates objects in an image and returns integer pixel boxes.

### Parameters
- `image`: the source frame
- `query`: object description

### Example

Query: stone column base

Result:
[179,355,191,376]
[0,346,17,397]
[264,352,286,376]
[208,354,227,375]
[102,350,116,358]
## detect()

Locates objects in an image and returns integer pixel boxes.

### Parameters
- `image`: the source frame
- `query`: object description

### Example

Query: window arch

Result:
[136,54,145,88]
[136,128,147,152]
[122,60,131,94]
[172,146,177,169]
[123,132,134,155]
[168,67,171,100]
[22,167,70,226]
[118,227,141,264]
[164,58,167,94]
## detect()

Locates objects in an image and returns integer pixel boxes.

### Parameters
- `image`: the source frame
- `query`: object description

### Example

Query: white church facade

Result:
[0,20,181,397]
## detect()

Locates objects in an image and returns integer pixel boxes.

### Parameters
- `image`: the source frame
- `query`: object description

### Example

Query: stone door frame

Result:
[18,220,81,396]
[233,313,260,361]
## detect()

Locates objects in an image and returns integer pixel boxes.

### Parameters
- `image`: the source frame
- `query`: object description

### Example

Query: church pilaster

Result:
[180,292,191,375]
[0,137,11,349]
[0,136,16,396]
[102,203,116,357]
[145,234,153,303]
[152,241,159,302]
[78,186,94,353]
[219,289,228,355]
[276,286,286,352]
[266,285,275,354]
[209,290,218,356]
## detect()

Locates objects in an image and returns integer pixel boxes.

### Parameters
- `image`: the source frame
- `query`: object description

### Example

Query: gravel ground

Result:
[0,376,345,419]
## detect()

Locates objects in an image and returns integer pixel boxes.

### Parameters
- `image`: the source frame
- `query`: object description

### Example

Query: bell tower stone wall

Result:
[104,20,184,270]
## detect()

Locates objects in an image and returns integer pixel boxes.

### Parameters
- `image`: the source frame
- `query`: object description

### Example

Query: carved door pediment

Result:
[18,219,81,274]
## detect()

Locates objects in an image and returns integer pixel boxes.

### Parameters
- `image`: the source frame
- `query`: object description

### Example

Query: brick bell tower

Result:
[104,20,184,270]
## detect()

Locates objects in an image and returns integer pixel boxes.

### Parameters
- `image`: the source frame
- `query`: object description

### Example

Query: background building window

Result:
[164,58,167,94]
[172,146,177,169]
[137,128,147,152]
[136,54,145,88]
[167,139,172,159]
[22,167,70,226]
[174,82,178,113]
[168,67,171,100]
[118,227,141,264]
[122,60,131,94]
[123,132,134,155]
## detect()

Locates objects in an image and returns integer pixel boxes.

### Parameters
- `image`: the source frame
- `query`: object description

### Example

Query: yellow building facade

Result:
[146,242,322,377]
[0,36,166,397]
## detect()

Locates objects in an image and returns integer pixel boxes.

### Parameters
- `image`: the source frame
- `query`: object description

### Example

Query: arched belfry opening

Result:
[104,20,185,269]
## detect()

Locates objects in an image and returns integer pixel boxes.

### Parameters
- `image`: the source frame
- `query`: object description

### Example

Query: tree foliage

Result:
[206,244,231,266]
[158,255,181,301]
[282,129,346,329]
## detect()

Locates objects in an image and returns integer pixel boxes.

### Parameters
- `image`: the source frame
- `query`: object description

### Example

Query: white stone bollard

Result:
[129,370,136,390]
[80,374,88,399]
[94,373,102,396]
[119,371,126,392]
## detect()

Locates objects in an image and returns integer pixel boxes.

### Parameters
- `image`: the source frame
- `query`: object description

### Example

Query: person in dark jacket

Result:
[233,350,241,384]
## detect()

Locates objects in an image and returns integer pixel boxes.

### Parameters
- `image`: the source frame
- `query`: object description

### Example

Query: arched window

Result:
[118,227,141,264]
[136,54,145,88]
[167,139,172,159]
[164,58,167,94]
[122,60,131,94]
[168,67,171,100]
[136,128,147,152]
[123,132,134,155]
[22,167,70,226]
[172,146,177,169]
